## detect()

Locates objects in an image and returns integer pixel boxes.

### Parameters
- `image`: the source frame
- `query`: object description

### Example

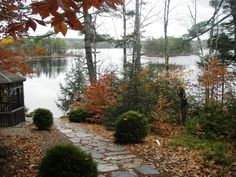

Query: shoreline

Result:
[144,52,200,57]
[27,54,77,60]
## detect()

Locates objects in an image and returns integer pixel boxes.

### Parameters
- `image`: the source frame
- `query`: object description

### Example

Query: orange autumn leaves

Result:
[69,74,118,121]
[0,48,33,75]
[3,0,123,37]
[31,0,123,35]
[84,74,117,119]
[198,58,235,104]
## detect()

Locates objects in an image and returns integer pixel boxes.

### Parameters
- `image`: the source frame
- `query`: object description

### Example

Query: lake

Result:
[24,48,201,118]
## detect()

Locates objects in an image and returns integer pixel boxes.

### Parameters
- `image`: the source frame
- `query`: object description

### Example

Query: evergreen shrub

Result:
[68,108,94,122]
[114,111,150,144]
[38,144,98,177]
[33,108,53,130]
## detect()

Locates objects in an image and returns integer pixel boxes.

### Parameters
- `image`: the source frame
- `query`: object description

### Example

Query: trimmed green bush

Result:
[68,108,94,122]
[114,111,150,144]
[38,144,98,177]
[33,108,53,130]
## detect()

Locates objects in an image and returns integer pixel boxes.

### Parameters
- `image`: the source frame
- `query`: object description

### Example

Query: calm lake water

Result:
[24,48,201,118]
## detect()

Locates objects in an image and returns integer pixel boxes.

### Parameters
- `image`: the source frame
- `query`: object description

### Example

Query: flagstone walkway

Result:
[55,120,161,177]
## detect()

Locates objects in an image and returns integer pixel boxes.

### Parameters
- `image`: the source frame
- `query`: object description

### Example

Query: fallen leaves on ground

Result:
[80,123,233,177]
[0,124,70,177]
[0,134,42,177]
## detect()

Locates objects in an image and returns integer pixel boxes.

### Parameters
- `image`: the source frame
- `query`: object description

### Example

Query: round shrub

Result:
[114,111,150,144]
[38,144,98,177]
[68,108,94,122]
[33,108,53,130]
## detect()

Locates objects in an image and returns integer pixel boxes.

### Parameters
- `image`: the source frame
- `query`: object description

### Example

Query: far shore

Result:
[144,52,200,57]
[26,54,77,60]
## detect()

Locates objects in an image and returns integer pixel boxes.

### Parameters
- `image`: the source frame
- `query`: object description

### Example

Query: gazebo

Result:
[0,70,26,127]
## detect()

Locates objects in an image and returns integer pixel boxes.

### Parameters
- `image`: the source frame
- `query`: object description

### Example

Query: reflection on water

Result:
[24,49,201,119]
[24,57,75,118]
[27,58,68,78]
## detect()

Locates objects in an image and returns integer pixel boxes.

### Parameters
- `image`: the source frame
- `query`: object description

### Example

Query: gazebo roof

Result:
[0,70,26,84]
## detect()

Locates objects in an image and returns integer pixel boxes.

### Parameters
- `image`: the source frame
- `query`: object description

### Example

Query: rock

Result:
[106,146,126,152]
[122,163,141,169]
[97,164,119,172]
[69,137,81,143]
[79,145,93,152]
[104,151,130,156]
[89,151,104,159]
[104,154,136,161]
[94,159,107,164]
[135,165,160,175]
[111,171,137,177]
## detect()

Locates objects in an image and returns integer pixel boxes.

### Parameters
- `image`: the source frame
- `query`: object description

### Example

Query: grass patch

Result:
[170,134,233,166]
[170,134,214,149]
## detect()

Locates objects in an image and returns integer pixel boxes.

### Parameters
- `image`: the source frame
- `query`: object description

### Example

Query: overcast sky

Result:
[30,0,214,39]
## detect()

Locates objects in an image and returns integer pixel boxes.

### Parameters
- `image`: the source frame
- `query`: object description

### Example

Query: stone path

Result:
[55,120,161,177]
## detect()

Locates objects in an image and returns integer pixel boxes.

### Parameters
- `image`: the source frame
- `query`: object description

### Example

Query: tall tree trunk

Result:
[84,12,96,83]
[132,0,141,74]
[122,2,127,75]
[188,0,203,57]
[230,0,236,59]
[164,0,170,72]
[92,15,97,78]
[127,0,141,111]
[209,5,216,56]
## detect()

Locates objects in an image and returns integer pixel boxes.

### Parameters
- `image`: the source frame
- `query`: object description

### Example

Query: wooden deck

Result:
[0,107,25,127]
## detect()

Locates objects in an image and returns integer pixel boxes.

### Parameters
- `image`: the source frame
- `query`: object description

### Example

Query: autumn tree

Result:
[0,1,34,74]
[84,74,117,121]
[197,58,235,106]
[0,0,30,38]
[0,39,32,74]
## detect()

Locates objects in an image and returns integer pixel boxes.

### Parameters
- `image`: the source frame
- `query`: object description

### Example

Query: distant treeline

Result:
[20,37,208,56]
[143,37,208,57]
[65,38,117,49]
[22,38,66,56]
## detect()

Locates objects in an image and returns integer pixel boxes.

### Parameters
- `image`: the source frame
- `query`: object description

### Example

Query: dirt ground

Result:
[0,119,70,177]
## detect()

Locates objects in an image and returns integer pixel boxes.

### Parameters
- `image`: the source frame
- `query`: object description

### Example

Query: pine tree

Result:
[57,55,86,112]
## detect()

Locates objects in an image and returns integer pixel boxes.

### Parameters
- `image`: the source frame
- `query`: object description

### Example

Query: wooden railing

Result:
[0,106,25,127]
